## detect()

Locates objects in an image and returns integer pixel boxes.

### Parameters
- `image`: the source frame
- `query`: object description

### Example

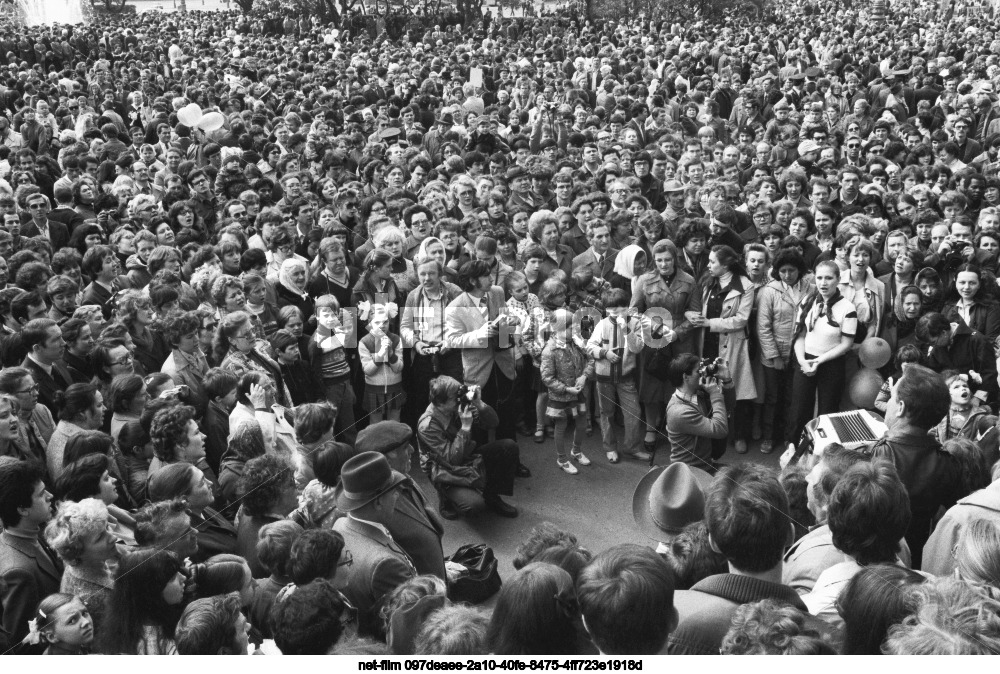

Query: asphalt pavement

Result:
[410,425,782,581]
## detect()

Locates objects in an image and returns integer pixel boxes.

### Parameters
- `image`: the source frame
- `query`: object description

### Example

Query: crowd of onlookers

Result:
[2,0,1000,655]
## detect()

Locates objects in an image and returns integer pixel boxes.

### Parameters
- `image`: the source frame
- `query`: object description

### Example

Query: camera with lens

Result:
[699,358,720,377]
[457,384,477,409]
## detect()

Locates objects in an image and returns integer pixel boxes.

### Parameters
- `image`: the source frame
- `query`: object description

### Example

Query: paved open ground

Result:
[411,426,782,580]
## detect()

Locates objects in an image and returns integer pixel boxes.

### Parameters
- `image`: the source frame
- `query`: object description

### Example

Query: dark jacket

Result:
[332,516,415,638]
[866,427,964,569]
[667,573,840,655]
[0,531,63,653]
[21,356,73,419]
[278,358,325,405]
[385,479,446,581]
[924,320,999,408]
[189,507,238,563]
[942,300,1000,353]
[201,401,230,476]
[22,218,68,251]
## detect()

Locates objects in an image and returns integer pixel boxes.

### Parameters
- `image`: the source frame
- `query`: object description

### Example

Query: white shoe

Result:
[571,450,592,466]
[558,459,579,475]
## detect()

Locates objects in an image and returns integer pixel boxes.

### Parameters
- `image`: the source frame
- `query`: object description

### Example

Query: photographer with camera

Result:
[665,353,734,472]
[934,217,978,289]
[417,375,522,520]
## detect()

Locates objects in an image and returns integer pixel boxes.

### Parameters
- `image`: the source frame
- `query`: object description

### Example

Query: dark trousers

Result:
[403,350,464,428]
[481,363,517,441]
[786,354,847,445]
[442,439,519,515]
[761,364,793,444]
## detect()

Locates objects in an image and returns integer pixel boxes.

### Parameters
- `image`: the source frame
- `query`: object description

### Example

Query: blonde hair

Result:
[44,498,109,565]
[957,519,1000,587]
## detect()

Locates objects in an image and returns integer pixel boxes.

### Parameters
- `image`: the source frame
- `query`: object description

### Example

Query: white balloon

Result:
[177,103,203,128]
[198,111,225,132]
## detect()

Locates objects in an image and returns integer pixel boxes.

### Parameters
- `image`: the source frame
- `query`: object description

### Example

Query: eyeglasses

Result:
[109,353,134,366]
[27,203,44,209]
[344,203,359,210]
[191,178,208,186]
[15,384,38,394]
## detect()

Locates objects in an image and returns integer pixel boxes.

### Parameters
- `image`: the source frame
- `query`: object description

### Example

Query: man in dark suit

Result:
[20,318,73,419]
[333,452,416,638]
[626,101,649,149]
[21,193,69,251]
[46,185,85,235]
[572,220,619,282]
[0,460,62,653]
[356,422,446,580]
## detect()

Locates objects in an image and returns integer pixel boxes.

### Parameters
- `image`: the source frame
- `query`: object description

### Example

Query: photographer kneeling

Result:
[665,354,734,472]
[417,375,520,520]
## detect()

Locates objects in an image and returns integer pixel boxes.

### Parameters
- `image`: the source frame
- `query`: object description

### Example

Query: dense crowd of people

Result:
[2,0,1000,656]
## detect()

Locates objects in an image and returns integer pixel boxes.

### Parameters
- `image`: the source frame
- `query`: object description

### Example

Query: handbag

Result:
[643,344,674,380]
[445,543,502,604]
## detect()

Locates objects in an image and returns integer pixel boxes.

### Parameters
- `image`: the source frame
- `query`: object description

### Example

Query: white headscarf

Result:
[278,258,309,298]
[613,244,646,280]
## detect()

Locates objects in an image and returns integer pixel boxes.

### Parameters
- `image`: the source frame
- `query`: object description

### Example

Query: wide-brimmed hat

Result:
[632,462,714,540]
[335,451,406,512]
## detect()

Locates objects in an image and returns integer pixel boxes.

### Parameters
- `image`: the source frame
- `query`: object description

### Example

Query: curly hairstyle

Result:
[512,523,581,571]
[210,274,245,309]
[44,498,110,566]
[150,403,197,463]
[721,599,836,654]
[133,497,189,549]
[237,454,294,518]
[414,605,491,656]
[161,310,202,348]
[113,289,152,328]
[269,579,350,655]
[656,522,723,590]
[884,577,1000,654]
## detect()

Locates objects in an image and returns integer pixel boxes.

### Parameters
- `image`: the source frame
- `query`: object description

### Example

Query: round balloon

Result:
[177,103,203,128]
[849,368,884,409]
[198,111,225,132]
[858,337,892,369]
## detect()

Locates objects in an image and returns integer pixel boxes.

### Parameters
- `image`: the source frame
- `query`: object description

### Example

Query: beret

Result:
[355,421,413,455]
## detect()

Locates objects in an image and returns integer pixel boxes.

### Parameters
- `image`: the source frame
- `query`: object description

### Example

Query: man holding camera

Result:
[417,375,521,520]
[665,353,734,471]
[401,257,464,427]
[445,260,520,442]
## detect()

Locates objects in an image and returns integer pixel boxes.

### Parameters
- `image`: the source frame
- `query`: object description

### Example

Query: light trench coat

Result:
[696,275,758,401]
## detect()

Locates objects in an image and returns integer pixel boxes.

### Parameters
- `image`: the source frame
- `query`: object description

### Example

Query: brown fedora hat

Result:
[335,451,406,512]
[632,462,714,540]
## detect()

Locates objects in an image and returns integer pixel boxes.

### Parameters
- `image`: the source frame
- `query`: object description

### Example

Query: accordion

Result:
[793,410,887,462]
